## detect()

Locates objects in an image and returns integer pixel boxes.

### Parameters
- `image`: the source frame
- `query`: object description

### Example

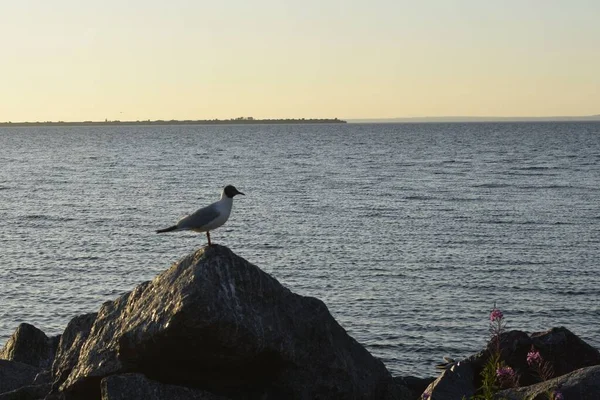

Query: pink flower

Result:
[496,365,517,388]
[496,366,515,379]
[527,347,543,366]
[490,308,504,322]
[553,391,564,400]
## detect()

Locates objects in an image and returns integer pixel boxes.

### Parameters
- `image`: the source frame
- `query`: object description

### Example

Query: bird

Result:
[156,185,244,246]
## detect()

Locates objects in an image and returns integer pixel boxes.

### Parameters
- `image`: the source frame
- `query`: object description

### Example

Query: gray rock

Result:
[496,365,600,400]
[61,245,403,400]
[50,313,97,390]
[0,384,52,400]
[0,324,59,369]
[423,360,476,400]
[0,360,39,395]
[468,327,600,389]
[101,373,229,400]
[529,327,600,379]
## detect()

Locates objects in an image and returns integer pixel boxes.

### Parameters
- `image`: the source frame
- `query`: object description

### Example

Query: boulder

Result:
[50,312,97,390]
[528,327,600,378]
[496,365,600,400]
[0,324,59,369]
[101,373,230,400]
[0,360,39,395]
[60,245,403,400]
[455,327,600,393]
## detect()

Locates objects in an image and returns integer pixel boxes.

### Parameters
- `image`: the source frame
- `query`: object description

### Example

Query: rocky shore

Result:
[0,245,598,399]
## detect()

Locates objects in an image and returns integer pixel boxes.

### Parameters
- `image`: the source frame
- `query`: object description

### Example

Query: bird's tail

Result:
[156,225,178,233]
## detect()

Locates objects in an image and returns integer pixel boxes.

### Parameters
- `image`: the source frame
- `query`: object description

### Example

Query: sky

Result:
[1,0,599,121]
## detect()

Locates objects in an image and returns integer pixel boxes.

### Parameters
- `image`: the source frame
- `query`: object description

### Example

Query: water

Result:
[1,122,599,378]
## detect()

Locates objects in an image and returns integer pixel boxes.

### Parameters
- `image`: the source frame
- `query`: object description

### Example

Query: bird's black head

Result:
[224,185,245,198]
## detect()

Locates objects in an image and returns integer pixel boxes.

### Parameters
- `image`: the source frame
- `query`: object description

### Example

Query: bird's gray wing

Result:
[177,203,220,230]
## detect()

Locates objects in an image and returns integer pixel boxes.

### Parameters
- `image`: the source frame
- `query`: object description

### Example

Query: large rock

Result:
[0,360,39,395]
[101,373,230,400]
[61,245,402,400]
[528,327,600,379]
[458,327,600,390]
[426,327,600,398]
[50,312,97,391]
[496,365,600,400]
[0,324,59,369]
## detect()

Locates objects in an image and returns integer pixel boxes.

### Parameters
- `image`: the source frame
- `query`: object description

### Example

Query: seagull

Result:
[156,185,244,246]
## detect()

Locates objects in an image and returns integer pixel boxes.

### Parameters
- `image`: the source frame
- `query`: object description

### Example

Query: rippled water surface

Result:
[1,122,599,377]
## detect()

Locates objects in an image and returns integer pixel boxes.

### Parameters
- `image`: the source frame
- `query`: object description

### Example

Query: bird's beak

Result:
[237,191,245,196]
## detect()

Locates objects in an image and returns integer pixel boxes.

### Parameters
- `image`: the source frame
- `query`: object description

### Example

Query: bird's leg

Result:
[206,231,212,246]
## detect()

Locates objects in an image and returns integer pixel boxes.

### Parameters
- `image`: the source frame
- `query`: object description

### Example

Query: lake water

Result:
[1,122,599,378]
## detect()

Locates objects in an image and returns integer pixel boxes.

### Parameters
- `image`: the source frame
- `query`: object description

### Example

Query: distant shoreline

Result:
[3,116,599,127]
[0,118,346,127]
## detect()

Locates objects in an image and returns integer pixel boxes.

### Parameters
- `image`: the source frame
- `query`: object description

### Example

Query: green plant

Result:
[474,306,517,400]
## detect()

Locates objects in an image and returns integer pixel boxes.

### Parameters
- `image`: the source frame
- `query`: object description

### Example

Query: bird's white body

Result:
[156,185,244,246]
[181,194,233,232]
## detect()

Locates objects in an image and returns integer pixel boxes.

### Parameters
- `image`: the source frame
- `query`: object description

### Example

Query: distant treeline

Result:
[0,117,346,127]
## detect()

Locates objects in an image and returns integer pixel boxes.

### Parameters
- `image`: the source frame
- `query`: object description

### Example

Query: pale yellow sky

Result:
[1,0,599,121]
